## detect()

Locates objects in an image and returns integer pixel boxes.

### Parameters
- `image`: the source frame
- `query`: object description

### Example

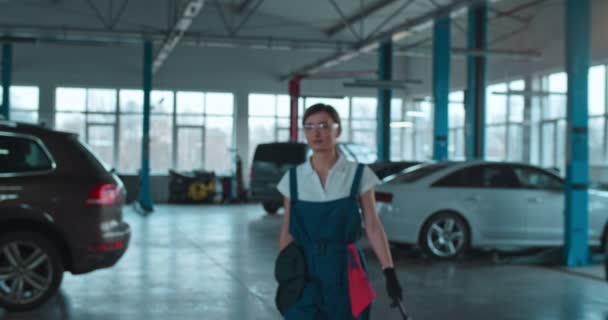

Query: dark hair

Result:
[302,103,341,126]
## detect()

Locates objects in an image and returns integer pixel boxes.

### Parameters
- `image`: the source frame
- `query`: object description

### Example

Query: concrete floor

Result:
[2,204,608,320]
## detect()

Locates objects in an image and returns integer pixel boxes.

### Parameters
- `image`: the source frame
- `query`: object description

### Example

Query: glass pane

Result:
[277,129,290,142]
[120,89,143,113]
[556,120,567,173]
[509,80,525,91]
[589,117,604,164]
[485,125,507,160]
[206,93,234,115]
[391,99,403,121]
[277,95,291,117]
[549,72,567,92]
[87,114,116,124]
[546,95,567,119]
[589,65,606,115]
[486,84,508,124]
[507,125,523,161]
[509,95,524,123]
[414,130,432,160]
[449,91,464,103]
[11,111,37,124]
[87,89,116,113]
[118,114,143,172]
[352,131,377,152]
[449,101,465,128]
[151,90,174,114]
[177,128,204,170]
[87,125,114,168]
[11,86,39,111]
[448,128,464,160]
[177,91,204,114]
[277,117,290,128]
[541,123,555,167]
[411,101,433,130]
[455,128,465,160]
[403,128,414,160]
[55,113,85,137]
[391,129,402,160]
[205,116,233,174]
[351,97,376,118]
[351,120,376,130]
[177,115,204,126]
[56,87,86,112]
[449,129,457,159]
[249,94,276,116]
[150,115,173,173]
[249,117,276,163]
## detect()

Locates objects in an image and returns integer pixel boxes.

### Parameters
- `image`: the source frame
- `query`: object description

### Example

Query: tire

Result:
[262,202,281,215]
[420,212,470,260]
[0,231,64,312]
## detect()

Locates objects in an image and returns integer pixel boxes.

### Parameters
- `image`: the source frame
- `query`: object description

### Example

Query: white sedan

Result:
[375,161,608,259]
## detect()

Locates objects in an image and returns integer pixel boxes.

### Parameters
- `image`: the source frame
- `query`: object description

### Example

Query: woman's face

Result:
[303,111,341,153]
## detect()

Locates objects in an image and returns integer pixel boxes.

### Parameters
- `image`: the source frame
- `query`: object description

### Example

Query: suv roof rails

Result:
[0,118,17,128]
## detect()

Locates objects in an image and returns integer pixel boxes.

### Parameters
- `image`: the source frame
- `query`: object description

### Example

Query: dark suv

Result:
[0,121,130,311]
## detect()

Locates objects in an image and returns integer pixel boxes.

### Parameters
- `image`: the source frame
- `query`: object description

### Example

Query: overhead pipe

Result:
[0,25,354,52]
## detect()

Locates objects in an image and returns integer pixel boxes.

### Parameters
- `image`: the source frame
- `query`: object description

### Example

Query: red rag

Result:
[347,243,375,317]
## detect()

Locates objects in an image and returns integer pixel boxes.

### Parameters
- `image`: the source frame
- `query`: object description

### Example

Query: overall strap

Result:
[289,168,298,202]
[350,164,365,198]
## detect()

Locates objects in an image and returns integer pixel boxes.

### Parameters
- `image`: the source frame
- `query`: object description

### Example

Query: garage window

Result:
[0,86,40,124]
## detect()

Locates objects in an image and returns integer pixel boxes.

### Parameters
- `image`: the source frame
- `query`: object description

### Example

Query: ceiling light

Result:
[391,31,411,42]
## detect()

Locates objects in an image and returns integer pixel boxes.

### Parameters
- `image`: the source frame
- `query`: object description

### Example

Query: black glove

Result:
[383,267,403,304]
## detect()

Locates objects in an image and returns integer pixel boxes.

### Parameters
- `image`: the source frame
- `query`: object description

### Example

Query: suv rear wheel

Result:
[262,202,281,215]
[0,231,64,312]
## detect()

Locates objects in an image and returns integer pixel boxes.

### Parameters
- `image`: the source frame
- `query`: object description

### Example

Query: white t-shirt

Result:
[276,155,381,202]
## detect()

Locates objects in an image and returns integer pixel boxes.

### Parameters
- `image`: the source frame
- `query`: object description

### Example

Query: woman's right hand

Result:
[383,267,403,304]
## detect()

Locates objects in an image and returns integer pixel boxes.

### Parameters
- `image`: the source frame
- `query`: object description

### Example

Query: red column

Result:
[289,76,302,142]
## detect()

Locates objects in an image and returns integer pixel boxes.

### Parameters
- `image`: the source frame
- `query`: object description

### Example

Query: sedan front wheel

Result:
[420,212,470,259]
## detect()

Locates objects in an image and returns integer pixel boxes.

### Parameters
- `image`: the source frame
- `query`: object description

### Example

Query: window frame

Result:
[431,165,484,188]
[512,165,564,191]
[0,132,56,177]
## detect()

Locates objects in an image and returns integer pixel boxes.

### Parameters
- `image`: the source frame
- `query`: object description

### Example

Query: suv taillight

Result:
[375,192,393,203]
[85,184,121,206]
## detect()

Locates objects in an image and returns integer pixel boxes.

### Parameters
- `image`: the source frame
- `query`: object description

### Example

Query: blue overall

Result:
[285,164,371,320]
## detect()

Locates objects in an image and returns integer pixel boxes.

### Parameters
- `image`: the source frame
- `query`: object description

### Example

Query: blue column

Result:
[377,41,392,161]
[1,44,12,120]
[564,0,590,266]
[433,16,450,161]
[138,40,154,212]
[466,2,487,160]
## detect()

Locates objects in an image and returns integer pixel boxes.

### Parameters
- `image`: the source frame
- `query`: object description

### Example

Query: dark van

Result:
[249,142,307,214]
